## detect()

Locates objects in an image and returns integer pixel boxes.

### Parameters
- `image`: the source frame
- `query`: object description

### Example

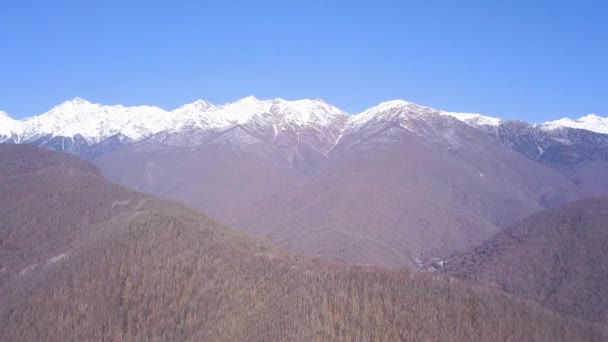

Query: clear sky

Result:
[1,0,606,122]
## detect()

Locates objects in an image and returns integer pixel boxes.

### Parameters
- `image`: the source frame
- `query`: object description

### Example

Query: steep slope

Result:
[473,120,608,198]
[95,98,348,218]
[223,102,578,268]
[0,144,605,341]
[475,120,608,169]
[443,197,608,323]
[5,98,608,269]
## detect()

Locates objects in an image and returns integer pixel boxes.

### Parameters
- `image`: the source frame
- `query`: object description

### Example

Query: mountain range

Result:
[1,97,607,150]
[2,97,608,340]
[2,98,608,269]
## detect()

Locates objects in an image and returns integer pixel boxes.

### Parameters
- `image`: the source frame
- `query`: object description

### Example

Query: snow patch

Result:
[45,253,69,266]
[537,145,544,155]
[111,200,130,208]
[442,111,502,127]
[19,264,38,276]
[0,111,23,141]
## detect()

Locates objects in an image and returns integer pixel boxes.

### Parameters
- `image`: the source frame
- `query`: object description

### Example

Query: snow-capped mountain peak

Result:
[581,113,603,120]
[172,97,348,131]
[219,96,272,118]
[359,100,413,115]
[19,98,171,143]
[347,100,416,128]
[543,114,608,134]
[348,99,503,130]
[3,97,606,152]
[178,99,215,111]
[270,98,347,127]
[0,111,23,141]
[442,112,502,127]
[68,97,89,105]
[169,100,217,131]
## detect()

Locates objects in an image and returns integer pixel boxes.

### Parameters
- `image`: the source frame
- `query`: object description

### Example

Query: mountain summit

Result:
[2,98,606,147]
[544,114,608,134]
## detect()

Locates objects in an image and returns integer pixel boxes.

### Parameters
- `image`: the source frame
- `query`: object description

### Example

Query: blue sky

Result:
[0,1,606,121]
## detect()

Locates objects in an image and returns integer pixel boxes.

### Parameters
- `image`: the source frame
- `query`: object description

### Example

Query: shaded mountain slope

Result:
[271,110,578,265]
[0,144,605,341]
[474,121,608,200]
[96,142,301,219]
[443,197,608,323]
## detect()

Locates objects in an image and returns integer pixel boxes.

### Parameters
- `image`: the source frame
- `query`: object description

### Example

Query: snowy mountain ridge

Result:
[0,97,606,145]
[543,114,608,134]
[0,111,24,139]
[0,97,349,144]
[348,99,503,130]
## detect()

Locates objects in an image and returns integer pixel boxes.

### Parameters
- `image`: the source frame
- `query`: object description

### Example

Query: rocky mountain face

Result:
[3,98,608,269]
[474,120,608,199]
[215,102,580,268]
[474,120,608,168]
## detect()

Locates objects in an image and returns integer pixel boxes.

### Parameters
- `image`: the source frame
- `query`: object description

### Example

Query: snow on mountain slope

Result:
[3,97,347,145]
[2,97,604,152]
[19,98,171,143]
[270,98,346,127]
[346,99,501,131]
[347,100,415,129]
[172,96,347,132]
[168,100,217,131]
[543,114,608,134]
[0,111,23,141]
[200,96,273,128]
[443,111,502,127]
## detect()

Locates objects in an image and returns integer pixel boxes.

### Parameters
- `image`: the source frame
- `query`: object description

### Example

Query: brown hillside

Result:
[443,197,608,323]
[0,144,605,341]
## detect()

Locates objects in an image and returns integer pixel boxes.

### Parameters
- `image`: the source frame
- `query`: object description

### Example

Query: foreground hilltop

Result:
[443,197,608,323]
[0,143,604,341]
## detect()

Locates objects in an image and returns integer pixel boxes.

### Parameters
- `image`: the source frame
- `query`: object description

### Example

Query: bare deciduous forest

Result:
[444,197,608,323]
[0,144,606,341]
